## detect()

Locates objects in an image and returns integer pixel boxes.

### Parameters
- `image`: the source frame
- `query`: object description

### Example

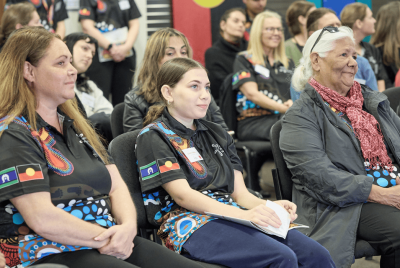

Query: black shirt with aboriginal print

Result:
[0,112,114,268]
[232,52,294,120]
[135,109,243,254]
[5,0,68,32]
[78,0,140,33]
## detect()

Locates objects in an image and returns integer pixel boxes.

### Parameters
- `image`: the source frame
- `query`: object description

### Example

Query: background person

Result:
[5,0,67,38]
[0,2,42,50]
[79,0,140,106]
[123,27,227,133]
[281,26,400,268]
[285,1,315,66]
[370,1,400,89]
[136,57,335,268]
[341,2,388,92]
[233,10,294,142]
[205,8,247,103]
[64,32,114,146]
[0,27,206,268]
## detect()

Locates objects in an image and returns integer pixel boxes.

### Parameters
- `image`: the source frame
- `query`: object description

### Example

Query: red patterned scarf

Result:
[309,78,393,171]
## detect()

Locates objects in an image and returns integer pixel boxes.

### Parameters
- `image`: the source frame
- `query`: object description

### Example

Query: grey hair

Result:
[291,26,355,91]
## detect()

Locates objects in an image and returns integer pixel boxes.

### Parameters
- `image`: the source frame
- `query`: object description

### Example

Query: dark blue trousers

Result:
[182,219,336,268]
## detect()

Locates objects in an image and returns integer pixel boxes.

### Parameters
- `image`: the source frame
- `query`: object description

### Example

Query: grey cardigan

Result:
[280,83,400,268]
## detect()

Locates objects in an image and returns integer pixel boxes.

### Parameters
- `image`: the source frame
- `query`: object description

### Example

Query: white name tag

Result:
[182,147,203,163]
[80,92,95,109]
[119,0,130,10]
[254,64,270,78]
[354,78,366,85]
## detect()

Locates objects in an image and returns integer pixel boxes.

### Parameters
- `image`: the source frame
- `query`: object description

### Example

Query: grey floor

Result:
[258,162,380,268]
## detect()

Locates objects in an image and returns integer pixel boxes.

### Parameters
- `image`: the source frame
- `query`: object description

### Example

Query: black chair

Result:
[382,87,400,116]
[108,130,226,268]
[270,120,379,259]
[110,102,125,138]
[219,74,273,192]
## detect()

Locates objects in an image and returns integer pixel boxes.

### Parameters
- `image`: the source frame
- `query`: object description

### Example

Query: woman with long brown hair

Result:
[136,57,334,268]
[370,1,400,88]
[0,26,206,268]
[0,2,42,50]
[341,2,388,91]
[123,27,227,133]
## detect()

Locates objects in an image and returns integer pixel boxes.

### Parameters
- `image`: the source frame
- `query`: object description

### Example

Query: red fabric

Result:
[395,69,400,87]
[309,78,393,170]
[171,0,212,65]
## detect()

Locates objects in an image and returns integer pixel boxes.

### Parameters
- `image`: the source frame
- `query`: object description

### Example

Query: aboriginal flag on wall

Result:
[172,0,245,65]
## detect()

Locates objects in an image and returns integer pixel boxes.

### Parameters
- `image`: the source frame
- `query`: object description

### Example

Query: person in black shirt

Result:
[5,0,68,38]
[205,8,247,103]
[341,2,388,92]
[0,2,42,50]
[0,27,207,268]
[233,10,294,141]
[371,2,400,89]
[123,28,228,133]
[79,0,140,106]
[136,57,334,268]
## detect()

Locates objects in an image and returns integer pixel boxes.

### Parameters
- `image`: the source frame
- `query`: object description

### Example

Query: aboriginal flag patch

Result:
[158,157,180,174]
[16,164,44,182]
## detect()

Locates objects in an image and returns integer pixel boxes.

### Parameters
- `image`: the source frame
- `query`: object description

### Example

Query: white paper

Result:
[182,147,203,163]
[354,78,366,85]
[205,201,308,239]
[118,0,130,10]
[254,64,270,78]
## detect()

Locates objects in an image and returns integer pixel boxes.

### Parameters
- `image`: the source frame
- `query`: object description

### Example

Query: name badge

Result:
[354,78,366,85]
[254,64,270,78]
[182,147,203,163]
[119,0,130,10]
[80,92,95,109]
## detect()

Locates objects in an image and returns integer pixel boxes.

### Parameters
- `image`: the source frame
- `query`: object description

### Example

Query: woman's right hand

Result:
[368,177,400,209]
[240,204,282,228]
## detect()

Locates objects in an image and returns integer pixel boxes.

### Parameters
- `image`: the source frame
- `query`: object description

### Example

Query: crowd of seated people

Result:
[0,0,400,267]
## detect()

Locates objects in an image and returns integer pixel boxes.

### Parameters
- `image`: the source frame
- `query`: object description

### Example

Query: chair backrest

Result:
[382,87,400,112]
[219,74,239,132]
[108,129,154,229]
[270,120,293,201]
[110,102,125,138]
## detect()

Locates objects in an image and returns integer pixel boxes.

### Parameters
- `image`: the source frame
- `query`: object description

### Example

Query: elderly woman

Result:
[233,10,294,142]
[0,27,209,268]
[123,27,227,133]
[281,26,400,268]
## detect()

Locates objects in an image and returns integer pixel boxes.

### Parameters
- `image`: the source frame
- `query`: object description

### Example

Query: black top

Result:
[377,46,399,88]
[6,0,68,32]
[0,112,114,267]
[205,37,248,103]
[360,41,389,85]
[78,0,141,33]
[232,52,294,120]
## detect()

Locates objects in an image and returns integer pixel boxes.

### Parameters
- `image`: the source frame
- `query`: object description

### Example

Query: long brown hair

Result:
[137,28,192,104]
[286,1,315,36]
[340,3,368,29]
[370,2,400,69]
[143,58,205,126]
[0,27,109,164]
[0,2,36,45]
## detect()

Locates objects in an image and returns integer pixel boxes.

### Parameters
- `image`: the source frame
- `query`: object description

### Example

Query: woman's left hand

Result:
[95,224,137,259]
[274,200,298,222]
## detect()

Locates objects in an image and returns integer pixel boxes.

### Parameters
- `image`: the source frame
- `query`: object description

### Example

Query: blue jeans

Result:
[182,219,336,268]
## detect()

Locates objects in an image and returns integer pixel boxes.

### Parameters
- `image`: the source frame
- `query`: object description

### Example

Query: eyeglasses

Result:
[264,27,283,33]
[310,26,339,53]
